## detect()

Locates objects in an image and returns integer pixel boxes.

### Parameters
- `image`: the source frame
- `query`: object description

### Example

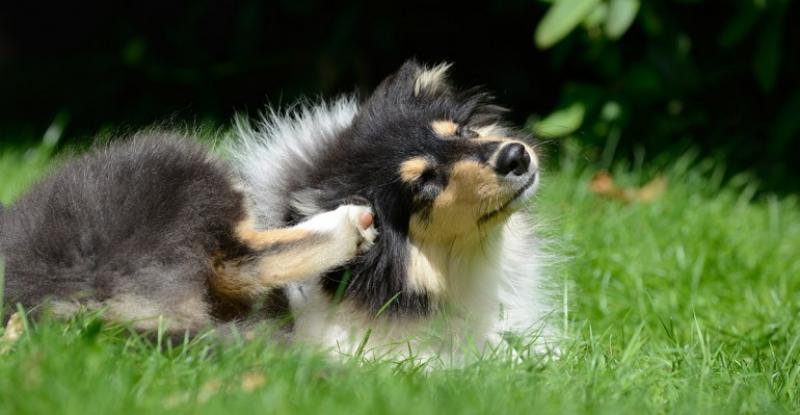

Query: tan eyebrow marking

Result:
[399,157,429,182]
[431,120,458,137]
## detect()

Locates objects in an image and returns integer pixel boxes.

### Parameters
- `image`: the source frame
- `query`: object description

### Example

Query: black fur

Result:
[286,61,513,317]
[0,134,249,319]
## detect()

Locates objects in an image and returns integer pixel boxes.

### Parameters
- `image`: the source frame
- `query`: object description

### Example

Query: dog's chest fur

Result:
[285,232,506,359]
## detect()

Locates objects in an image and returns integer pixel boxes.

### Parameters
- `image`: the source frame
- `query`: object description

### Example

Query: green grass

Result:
[1,142,799,414]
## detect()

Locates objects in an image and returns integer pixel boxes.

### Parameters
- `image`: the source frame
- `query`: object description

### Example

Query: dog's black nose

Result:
[494,143,531,176]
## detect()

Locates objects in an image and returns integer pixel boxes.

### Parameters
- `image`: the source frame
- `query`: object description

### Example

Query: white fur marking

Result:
[229,96,360,228]
[414,63,452,96]
[406,242,447,295]
[297,204,378,254]
[289,188,324,217]
[474,123,510,138]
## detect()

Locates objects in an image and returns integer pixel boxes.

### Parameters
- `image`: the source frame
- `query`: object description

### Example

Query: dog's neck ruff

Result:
[228,99,557,362]
[229,96,360,228]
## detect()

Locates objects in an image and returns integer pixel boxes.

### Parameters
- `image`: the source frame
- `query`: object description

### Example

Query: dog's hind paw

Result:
[346,204,378,253]
[297,203,378,258]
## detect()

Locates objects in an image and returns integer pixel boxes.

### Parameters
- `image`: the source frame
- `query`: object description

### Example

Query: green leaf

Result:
[531,102,586,137]
[582,2,608,30]
[535,0,601,49]
[605,0,640,39]
[718,3,760,49]
[333,269,352,304]
[601,101,622,121]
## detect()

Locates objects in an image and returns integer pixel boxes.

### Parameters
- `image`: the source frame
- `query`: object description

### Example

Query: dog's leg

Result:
[213,204,377,300]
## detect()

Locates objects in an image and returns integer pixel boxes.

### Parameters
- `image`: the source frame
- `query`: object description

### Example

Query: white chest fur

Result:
[285,213,556,363]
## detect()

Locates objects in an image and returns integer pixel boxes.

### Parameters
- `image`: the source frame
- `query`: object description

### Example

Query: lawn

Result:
[1,140,799,414]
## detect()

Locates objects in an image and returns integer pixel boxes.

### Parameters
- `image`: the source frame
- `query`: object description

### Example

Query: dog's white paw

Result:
[297,203,378,256]
[345,204,378,253]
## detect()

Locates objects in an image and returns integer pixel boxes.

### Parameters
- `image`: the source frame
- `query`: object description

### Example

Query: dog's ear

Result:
[365,60,454,109]
[408,61,453,97]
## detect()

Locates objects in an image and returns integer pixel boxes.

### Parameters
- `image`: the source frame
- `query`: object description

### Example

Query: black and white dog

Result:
[0,61,558,361]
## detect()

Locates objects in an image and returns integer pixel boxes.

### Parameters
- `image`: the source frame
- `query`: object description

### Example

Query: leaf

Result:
[535,0,601,49]
[718,3,760,49]
[605,0,640,39]
[531,102,586,137]
[589,171,667,203]
[241,372,267,391]
[601,101,622,121]
[582,2,608,29]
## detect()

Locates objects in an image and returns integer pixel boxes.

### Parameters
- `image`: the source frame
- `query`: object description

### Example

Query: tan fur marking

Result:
[431,120,458,137]
[236,218,312,250]
[213,220,324,300]
[105,294,212,332]
[410,160,512,241]
[219,206,375,300]
[213,231,351,300]
[438,160,507,207]
[23,295,214,334]
[251,238,340,285]
[209,266,257,300]
[399,157,429,183]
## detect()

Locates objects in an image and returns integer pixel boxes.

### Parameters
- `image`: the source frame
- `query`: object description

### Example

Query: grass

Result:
[1,140,799,414]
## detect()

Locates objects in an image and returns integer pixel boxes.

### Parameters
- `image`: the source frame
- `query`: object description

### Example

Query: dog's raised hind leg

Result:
[212,204,377,301]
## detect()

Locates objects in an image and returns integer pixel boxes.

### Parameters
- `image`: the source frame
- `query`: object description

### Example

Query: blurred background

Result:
[1,0,797,191]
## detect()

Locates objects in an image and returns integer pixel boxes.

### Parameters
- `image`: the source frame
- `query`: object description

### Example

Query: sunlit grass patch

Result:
[1,141,798,414]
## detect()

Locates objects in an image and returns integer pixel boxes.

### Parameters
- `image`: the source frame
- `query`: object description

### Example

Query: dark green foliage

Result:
[0,0,797,189]
[531,0,798,192]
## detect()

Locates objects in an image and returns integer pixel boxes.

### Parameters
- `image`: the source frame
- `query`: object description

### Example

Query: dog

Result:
[0,60,558,362]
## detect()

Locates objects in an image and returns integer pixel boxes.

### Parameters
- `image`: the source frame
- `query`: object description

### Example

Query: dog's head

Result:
[290,60,539,315]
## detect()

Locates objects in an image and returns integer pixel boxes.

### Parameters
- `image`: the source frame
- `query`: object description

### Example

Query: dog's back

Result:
[1,131,378,333]
[0,133,247,327]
